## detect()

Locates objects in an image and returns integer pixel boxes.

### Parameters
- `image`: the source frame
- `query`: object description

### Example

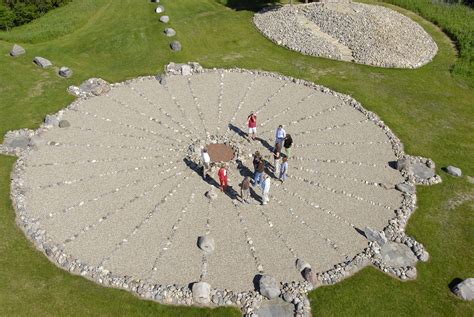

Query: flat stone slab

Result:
[33,56,52,68]
[256,298,295,317]
[11,69,407,295]
[254,2,437,68]
[379,241,418,268]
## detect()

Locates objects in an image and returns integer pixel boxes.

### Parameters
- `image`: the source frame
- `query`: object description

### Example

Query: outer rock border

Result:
[1,62,441,316]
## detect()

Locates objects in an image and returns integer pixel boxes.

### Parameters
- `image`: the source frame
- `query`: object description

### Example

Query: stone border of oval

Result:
[1,62,442,316]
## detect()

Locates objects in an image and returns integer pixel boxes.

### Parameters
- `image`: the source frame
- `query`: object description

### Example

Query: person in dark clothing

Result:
[283,134,293,158]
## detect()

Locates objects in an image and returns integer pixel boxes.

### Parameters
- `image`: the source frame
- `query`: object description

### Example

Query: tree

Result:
[0,3,15,30]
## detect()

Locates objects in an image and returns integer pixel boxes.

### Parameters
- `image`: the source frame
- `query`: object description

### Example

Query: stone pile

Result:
[67,78,111,98]
[254,2,438,68]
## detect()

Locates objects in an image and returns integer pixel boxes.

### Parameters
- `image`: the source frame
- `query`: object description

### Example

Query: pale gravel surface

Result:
[254,2,438,68]
[20,71,404,292]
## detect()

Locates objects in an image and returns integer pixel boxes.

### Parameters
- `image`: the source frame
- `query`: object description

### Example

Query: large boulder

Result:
[197,236,215,253]
[160,15,169,23]
[363,227,388,246]
[296,258,311,272]
[259,275,281,299]
[155,5,165,13]
[192,282,211,304]
[446,166,462,177]
[302,267,319,286]
[44,115,60,127]
[34,56,52,68]
[452,278,474,301]
[10,44,25,57]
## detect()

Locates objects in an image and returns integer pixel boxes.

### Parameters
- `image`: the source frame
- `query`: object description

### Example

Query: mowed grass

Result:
[0,0,473,315]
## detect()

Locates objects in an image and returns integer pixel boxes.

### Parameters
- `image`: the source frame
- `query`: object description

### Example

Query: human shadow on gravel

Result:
[257,137,274,153]
[183,158,220,189]
[228,123,248,140]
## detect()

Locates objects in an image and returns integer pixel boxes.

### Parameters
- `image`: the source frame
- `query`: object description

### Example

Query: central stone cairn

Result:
[3,62,440,315]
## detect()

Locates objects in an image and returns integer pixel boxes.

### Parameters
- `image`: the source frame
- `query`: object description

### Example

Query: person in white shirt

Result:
[201,148,211,179]
[260,174,271,205]
[275,125,286,148]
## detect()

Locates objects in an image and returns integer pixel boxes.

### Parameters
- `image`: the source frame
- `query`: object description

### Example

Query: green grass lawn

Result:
[0,0,473,315]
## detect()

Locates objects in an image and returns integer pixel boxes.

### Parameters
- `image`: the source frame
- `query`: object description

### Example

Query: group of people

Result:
[199,112,294,205]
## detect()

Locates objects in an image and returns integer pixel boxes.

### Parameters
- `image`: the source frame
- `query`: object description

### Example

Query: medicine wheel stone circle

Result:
[3,63,441,314]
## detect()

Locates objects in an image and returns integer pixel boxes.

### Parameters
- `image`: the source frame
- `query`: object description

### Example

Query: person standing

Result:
[247,112,257,141]
[275,125,286,148]
[254,157,265,186]
[218,164,228,192]
[240,176,251,203]
[279,156,288,182]
[283,134,293,158]
[201,148,211,179]
[261,174,271,205]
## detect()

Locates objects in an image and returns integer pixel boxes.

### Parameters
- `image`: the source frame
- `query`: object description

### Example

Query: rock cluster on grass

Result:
[67,78,111,98]
[1,62,441,315]
[253,2,438,68]
[10,44,25,57]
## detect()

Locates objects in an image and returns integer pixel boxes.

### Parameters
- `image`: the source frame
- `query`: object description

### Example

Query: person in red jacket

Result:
[247,112,257,141]
[218,164,228,192]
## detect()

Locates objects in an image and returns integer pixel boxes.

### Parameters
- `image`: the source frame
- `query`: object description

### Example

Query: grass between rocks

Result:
[0,0,472,316]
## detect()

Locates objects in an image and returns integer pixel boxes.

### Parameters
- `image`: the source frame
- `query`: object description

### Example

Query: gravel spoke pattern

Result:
[254,2,438,68]
[3,65,439,313]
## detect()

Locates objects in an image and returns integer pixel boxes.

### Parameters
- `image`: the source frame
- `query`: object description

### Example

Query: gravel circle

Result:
[3,64,439,312]
[253,2,438,68]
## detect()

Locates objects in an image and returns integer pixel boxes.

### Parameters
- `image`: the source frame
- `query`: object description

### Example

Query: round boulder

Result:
[197,236,215,253]
[59,120,71,128]
[160,15,169,23]
[446,166,462,177]
[259,275,281,299]
[192,282,211,304]
[155,5,164,14]
[59,67,73,78]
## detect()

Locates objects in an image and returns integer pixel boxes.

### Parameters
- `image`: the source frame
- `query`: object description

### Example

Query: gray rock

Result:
[405,266,417,279]
[160,15,169,23]
[181,64,192,76]
[28,135,45,149]
[197,236,215,253]
[411,162,435,180]
[452,278,474,301]
[296,259,311,272]
[379,242,418,267]
[164,28,176,37]
[395,183,415,194]
[59,67,73,78]
[155,5,165,14]
[156,74,167,85]
[59,120,71,128]
[34,56,52,68]
[302,267,318,286]
[205,188,217,200]
[259,275,281,299]
[446,166,462,177]
[256,297,295,317]
[170,41,182,52]
[363,227,388,246]
[10,44,25,57]
[45,115,59,127]
[419,250,430,262]
[192,282,211,304]
[395,158,409,171]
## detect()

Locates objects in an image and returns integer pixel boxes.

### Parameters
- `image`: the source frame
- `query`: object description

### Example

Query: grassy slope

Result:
[0,0,472,315]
